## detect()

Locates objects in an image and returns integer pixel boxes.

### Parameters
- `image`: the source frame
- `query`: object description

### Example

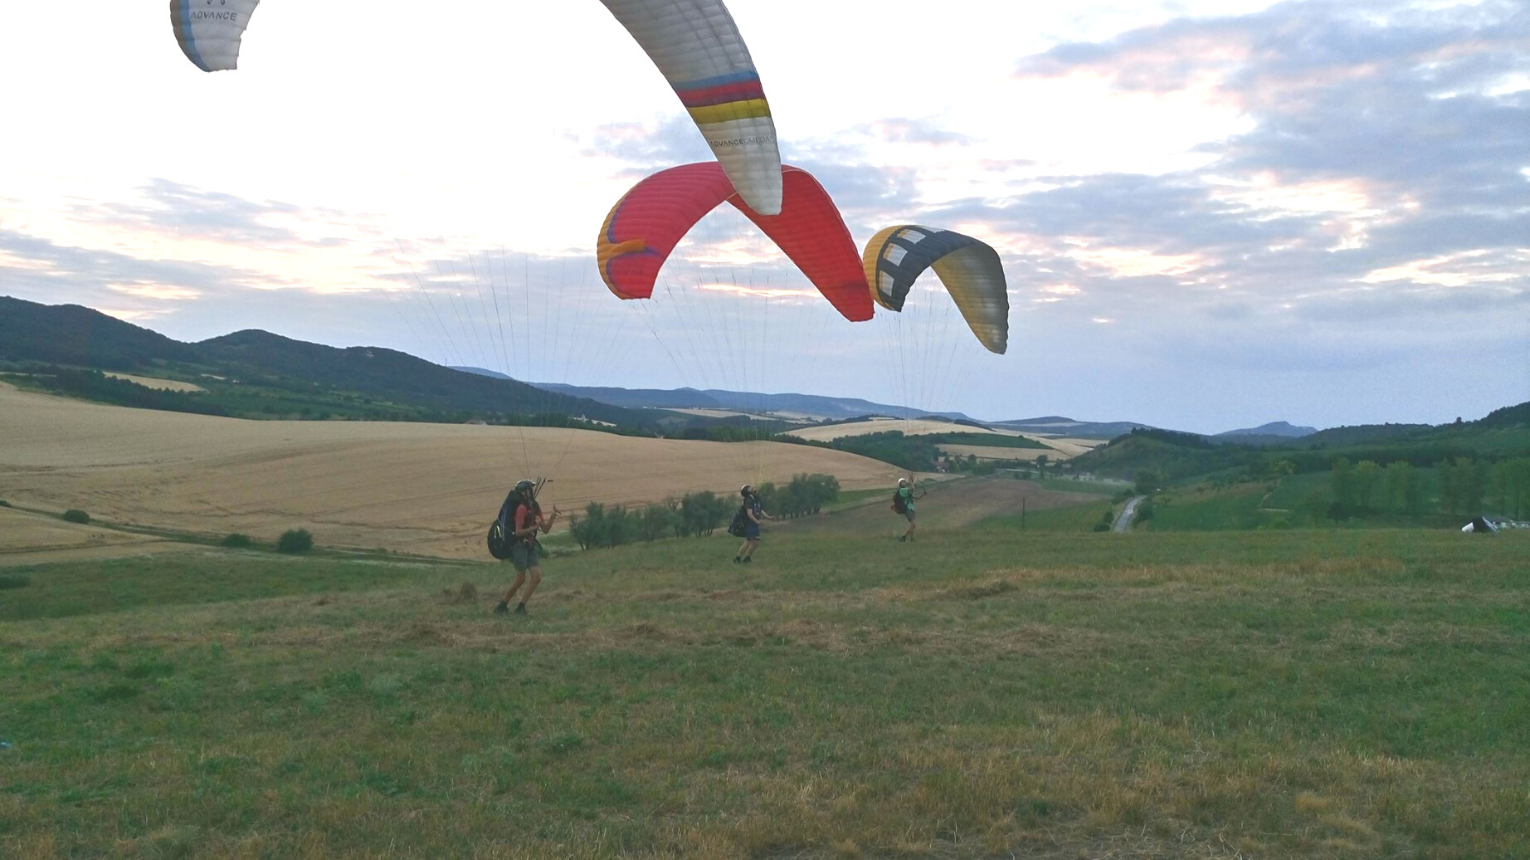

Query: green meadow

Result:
[2,518,1527,859]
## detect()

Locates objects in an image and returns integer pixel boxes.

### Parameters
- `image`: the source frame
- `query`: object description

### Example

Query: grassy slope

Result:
[2,528,1527,859]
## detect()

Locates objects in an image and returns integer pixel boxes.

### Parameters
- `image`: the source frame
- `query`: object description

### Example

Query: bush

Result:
[754,474,840,520]
[62,509,91,524]
[0,575,29,590]
[276,529,314,554]
[0,499,11,507]
[1134,470,1165,496]
[221,533,253,549]
[639,503,681,542]
[678,491,730,537]
[568,502,639,550]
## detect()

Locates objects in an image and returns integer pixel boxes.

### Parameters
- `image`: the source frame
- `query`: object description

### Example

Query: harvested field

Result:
[940,443,1043,462]
[0,507,191,567]
[1032,437,1104,458]
[0,385,903,560]
[783,417,1099,459]
[782,417,1028,442]
[659,407,810,423]
[940,440,1100,462]
[102,372,205,392]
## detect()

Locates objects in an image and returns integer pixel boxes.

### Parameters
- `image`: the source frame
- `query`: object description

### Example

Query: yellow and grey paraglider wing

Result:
[863,225,1009,354]
[170,0,261,72]
[599,0,783,216]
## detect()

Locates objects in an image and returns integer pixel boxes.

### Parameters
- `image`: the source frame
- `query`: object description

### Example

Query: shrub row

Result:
[568,475,842,551]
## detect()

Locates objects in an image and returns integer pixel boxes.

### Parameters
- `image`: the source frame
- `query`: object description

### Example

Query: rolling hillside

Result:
[1072,410,1530,483]
[0,297,645,428]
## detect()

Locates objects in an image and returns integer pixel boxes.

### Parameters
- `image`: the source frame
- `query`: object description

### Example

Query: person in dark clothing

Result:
[733,484,772,564]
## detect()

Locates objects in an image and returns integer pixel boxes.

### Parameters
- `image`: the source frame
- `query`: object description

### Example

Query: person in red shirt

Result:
[494,480,560,615]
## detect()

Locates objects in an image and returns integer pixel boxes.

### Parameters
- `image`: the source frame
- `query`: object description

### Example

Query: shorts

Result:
[903,509,917,523]
[744,521,761,540]
[511,542,540,572]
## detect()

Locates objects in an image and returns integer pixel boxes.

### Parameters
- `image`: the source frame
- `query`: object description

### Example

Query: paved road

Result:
[1114,496,1146,532]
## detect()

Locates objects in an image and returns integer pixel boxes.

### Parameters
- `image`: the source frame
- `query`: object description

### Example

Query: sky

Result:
[1,0,1526,433]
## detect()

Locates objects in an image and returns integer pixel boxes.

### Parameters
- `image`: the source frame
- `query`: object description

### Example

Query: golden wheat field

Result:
[781,417,1102,459]
[781,417,1022,441]
[0,384,904,560]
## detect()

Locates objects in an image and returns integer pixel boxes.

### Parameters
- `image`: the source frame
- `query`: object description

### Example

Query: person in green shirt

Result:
[894,475,925,542]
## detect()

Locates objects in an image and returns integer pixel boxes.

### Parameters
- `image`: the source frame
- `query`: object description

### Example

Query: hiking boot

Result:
[742,556,753,564]
[733,556,741,564]
[493,602,509,615]
[514,603,527,615]
[898,535,907,543]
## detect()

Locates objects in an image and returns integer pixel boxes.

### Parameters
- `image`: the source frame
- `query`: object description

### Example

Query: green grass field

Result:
[2,520,1526,859]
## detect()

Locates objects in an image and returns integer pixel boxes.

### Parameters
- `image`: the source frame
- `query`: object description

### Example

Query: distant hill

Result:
[451,366,513,381]
[198,330,643,424]
[992,416,1151,440]
[527,383,726,411]
[1070,429,1244,483]
[0,296,199,369]
[534,381,972,422]
[1217,421,1317,439]
[1299,423,1435,447]
[1478,401,1530,429]
[1072,405,1530,482]
[0,297,647,427]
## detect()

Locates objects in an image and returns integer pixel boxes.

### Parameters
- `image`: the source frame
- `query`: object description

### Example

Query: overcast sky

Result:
[2,0,1526,433]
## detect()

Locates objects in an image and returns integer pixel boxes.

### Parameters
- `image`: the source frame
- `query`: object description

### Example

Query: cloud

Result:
[71,179,355,248]
[0,226,276,313]
[868,118,976,147]
[581,115,714,176]
[946,0,1530,356]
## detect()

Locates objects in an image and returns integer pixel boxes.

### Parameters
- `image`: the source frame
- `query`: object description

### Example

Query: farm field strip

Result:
[0,386,904,559]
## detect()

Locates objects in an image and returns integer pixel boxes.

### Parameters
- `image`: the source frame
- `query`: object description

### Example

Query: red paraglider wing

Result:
[597,163,873,322]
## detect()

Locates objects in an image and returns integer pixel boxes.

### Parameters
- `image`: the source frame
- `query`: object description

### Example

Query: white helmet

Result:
[898,478,909,487]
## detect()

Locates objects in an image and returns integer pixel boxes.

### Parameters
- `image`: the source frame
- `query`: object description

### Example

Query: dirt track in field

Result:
[0,384,905,561]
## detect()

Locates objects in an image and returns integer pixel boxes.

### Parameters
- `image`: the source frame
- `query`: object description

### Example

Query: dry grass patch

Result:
[102,372,205,392]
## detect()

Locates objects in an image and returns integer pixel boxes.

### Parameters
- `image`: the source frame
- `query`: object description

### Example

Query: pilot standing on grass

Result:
[734,485,772,564]
[494,480,560,616]
[895,475,925,542]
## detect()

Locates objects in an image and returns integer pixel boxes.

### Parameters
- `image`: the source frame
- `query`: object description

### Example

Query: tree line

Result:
[27,367,229,416]
[567,474,841,550]
[1326,456,1530,519]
